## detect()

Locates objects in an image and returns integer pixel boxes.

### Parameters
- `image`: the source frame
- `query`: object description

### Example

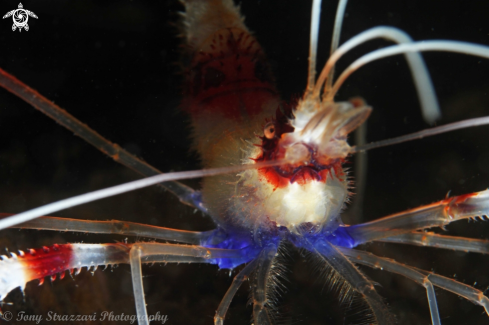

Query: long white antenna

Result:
[323,0,349,97]
[305,0,322,96]
[330,40,489,103]
[0,160,285,231]
[315,27,440,124]
[351,116,489,153]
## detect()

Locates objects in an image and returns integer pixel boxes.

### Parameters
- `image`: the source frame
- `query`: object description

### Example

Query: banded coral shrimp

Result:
[0,0,489,324]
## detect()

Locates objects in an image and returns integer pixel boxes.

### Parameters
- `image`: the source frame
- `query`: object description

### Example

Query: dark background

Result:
[0,0,489,324]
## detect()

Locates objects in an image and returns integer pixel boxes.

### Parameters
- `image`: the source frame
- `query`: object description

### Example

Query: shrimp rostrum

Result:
[1,0,489,324]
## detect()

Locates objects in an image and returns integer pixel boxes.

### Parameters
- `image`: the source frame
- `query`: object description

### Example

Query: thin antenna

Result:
[315,27,440,124]
[330,40,489,116]
[0,159,286,231]
[350,116,489,153]
[305,0,322,96]
[323,0,349,98]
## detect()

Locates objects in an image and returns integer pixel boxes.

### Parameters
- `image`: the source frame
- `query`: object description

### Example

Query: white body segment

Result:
[0,253,28,300]
[233,167,348,230]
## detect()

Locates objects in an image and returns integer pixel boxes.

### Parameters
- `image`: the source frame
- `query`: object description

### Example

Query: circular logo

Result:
[3,311,13,321]
[2,3,38,32]
[13,10,28,27]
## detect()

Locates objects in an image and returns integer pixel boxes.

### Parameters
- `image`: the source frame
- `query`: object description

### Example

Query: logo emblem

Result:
[3,3,38,32]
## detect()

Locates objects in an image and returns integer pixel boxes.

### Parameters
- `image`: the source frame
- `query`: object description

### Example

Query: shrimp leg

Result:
[0,242,247,318]
[0,68,204,212]
[5,214,215,245]
[310,239,395,324]
[378,232,489,255]
[339,247,441,325]
[215,260,258,325]
[130,246,148,325]
[345,189,489,246]
[341,248,489,318]
[251,243,279,325]
[129,243,248,325]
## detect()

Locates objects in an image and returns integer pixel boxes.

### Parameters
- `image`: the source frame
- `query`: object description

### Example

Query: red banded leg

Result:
[0,242,244,321]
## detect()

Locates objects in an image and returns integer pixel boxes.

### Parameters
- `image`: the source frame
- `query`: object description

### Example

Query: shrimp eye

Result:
[264,122,276,139]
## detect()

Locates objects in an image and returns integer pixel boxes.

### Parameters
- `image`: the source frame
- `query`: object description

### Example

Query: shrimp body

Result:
[182,0,278,230]
[1,1,489,324]
[182,0,356,245]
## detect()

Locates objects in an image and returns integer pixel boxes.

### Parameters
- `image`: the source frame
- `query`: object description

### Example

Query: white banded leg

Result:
[0,242,244,319]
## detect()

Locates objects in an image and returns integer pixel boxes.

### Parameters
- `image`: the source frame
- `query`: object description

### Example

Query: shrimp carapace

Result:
[181,0,372,234]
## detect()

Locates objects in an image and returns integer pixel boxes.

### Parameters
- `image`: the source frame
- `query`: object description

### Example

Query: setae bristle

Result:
[304,249,382,325]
